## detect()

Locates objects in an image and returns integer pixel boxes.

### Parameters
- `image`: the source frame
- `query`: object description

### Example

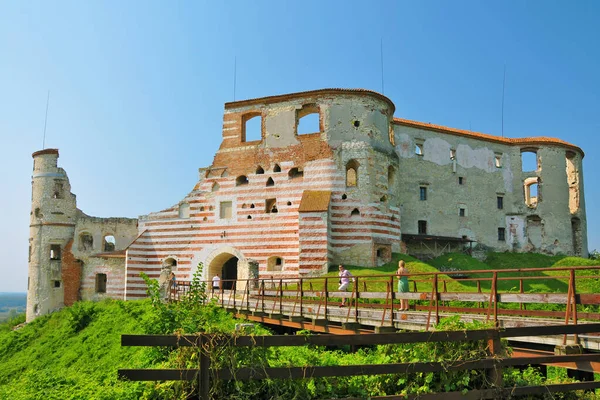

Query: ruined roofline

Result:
[394,118,584,157]
[32,148,59,157]
[224,88,396,114]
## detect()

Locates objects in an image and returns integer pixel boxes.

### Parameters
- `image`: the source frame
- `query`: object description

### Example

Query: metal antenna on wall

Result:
[42,90,50,149]
[380,38,385,94]
[233,56,237,101]
[501,64,506,138]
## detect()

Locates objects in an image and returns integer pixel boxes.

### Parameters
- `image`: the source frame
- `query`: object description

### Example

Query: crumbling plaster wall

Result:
[393,124,587,256]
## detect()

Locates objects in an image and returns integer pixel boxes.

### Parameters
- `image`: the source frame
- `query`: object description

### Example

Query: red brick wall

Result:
[61,239,81,306]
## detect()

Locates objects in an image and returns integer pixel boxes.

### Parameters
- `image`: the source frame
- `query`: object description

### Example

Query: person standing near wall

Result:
[397,260,409,311]
[212,274,221,297]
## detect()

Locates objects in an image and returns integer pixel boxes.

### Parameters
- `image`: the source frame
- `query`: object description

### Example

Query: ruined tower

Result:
[27,149,77,322]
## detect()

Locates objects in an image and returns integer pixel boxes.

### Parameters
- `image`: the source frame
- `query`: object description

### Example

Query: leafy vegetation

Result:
[1,256,598,399]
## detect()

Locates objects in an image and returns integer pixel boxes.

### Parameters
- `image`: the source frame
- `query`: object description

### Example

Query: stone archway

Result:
[198,246,249,290]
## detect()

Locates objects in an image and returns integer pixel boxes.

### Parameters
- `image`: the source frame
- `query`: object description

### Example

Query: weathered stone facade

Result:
[27,89,587,320]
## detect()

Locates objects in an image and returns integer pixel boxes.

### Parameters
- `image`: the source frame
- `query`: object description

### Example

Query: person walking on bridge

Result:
[338,265,354,307]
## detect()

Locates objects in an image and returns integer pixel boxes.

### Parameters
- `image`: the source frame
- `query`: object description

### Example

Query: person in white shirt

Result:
[338,265,354,307]
[212,274,221,296]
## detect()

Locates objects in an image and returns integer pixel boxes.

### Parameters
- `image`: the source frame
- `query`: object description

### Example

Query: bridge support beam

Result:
[375,326,396,333]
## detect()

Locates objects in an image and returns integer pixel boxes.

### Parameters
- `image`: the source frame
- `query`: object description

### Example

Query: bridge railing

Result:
[169,265,600,332]
[118,323,600,400]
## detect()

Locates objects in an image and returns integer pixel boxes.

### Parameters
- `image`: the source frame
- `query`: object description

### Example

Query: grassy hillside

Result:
[0,300,151,399]
[329,252,600,295]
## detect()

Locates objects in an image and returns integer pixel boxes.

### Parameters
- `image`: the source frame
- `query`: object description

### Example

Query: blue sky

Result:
[1,1,599,292]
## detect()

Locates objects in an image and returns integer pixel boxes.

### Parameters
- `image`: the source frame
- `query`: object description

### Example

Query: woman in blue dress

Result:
[397,260,409,311]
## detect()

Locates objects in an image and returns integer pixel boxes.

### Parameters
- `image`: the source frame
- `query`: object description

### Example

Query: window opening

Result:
[524,177,540,208]
[450,149,456,160]
[387,166,396,189]
[521,150,538,172]
[297,108,319,135]
[265,198,278,213]
[380,195,387,202]
[459,208,465,217]
[220,201,233,219]
[103,235,116,252]
[415,143,424,156]
[458,177,464,185]
[346,160,359,187]
[250,204,255,209]
[273,164,281,173]
[288,168,303,179]
[178,203,190,219]
[53,181,64,199]
[256,166,265,174]
[418,220,427,235]
[96,273,107,293]
[341,194,347,200]
[351,208,360,217]
[267,256,284,272]
[286,201,292,206]
[53,280,61,288]
[243,114,262,142]
[497,196,504,210]
[353,120,360,128]
[79,233,93,251]
[266,177,275,187]
[495,153,502,168]
[236,175,249,186]
[50,244,61,260]
[419,186,427,201]
[247,215,252,219]
[498,227,506,241]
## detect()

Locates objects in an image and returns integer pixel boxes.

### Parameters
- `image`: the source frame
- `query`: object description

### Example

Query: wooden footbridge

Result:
[118,265,600,398]
[172,265,600,356]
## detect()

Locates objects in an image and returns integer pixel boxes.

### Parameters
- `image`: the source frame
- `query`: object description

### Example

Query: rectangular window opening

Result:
[219,201,233,219]
[53,280,61,288]
[96,273,107,293]
[50,244,61,260]
[450,149,456,160]
[415,143,424,156]
[419,186,427,201]
[418,220,427,235]
[497,196,504,210]
[458,177,464,185]
[495,153,502,168]
[498,227,506,241]
[459,208,466,217]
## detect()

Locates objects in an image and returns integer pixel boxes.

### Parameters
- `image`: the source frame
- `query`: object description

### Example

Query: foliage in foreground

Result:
[0,260,596,399]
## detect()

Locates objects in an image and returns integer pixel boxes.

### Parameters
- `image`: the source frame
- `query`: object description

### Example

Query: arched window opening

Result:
[242,113,262,142]
[163,257,177,269]
[256,166,265,174]
[250,204,255,209]
[524,177,540,208]
[211,182,220,192]
[346,160,359,187]
[296,104,320,135]
[103,235,116,252]
[350,208,360,217]
[273,164,281,173]
[236,175,249,186]
[521,150,538,172]
[288,167,304,179]
[267,256,284,272]
[178,202,190,219]
[266,198,278,213]
[247,215,252,219]
[266,177,275,187]
[79,233,94,252]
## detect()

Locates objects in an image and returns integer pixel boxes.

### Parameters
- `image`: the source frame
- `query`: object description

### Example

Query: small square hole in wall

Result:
[53,280,61,288]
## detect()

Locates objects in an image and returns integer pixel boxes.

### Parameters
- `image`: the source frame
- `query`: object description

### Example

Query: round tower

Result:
[27,149,77,322]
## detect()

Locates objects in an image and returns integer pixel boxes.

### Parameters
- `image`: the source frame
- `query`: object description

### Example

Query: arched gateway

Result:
[195,246,249,290]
